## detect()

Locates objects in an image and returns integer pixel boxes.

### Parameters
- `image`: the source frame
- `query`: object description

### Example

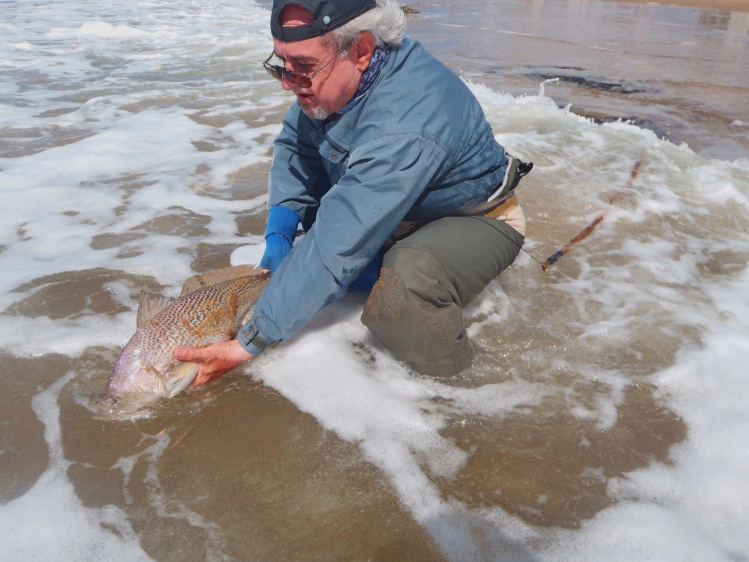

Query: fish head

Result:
[95,387,156,419]
[99,333,201,414]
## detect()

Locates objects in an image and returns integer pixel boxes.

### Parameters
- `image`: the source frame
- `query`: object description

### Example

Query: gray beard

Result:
[301,104,330,121]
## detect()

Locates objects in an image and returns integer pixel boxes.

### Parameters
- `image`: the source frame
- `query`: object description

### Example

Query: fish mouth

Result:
[94,390,158,420]
[98,391,121,405]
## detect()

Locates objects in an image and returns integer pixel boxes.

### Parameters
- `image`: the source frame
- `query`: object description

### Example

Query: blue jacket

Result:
[238,38,508,354]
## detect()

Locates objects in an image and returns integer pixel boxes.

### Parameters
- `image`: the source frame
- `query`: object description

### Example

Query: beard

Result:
[299,103,330,121]
[302,106,330,121]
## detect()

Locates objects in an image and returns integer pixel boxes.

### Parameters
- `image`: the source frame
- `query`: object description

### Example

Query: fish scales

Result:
[155,279,246,345]
[101,269,269,409]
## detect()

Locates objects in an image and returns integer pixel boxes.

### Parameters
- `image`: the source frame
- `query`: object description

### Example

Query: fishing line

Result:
[522,247,546,267]
[495,229,546,267]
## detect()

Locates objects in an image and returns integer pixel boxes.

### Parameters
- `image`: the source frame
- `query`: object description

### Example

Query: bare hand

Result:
[174,339,254,388]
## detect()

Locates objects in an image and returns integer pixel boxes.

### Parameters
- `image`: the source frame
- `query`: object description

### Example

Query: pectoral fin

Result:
[165,361,200,398]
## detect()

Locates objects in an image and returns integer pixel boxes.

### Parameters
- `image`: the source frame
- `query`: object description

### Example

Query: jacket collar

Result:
[321,39,407,151]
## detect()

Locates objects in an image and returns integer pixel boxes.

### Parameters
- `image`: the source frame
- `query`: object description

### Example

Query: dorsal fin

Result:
[137,290,174,328]
[179,264,264,297]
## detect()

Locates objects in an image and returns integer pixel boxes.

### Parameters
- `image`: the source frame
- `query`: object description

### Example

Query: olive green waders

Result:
[361,215,523,377]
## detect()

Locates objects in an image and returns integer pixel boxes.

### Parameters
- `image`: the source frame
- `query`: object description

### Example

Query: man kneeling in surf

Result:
[175,0,530,381]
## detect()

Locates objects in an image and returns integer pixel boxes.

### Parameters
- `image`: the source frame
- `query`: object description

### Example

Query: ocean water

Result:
[1,0,748,560]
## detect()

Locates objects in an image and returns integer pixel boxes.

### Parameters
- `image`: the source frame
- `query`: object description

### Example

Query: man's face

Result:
[272,36,362,120]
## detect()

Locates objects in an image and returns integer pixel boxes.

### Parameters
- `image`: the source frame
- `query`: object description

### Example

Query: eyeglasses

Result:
[262,46,346,88]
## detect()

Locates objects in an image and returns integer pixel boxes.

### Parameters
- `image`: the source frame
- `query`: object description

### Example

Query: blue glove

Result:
[260,234,291,272]
[348,253,382,293]
[259,206,299,273]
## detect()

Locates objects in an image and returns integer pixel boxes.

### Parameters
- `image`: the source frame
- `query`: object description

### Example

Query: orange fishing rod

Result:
[542,160,641,271]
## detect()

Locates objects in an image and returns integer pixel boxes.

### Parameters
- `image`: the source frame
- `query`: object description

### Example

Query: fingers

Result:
[174,341,255,389]
[174,346,200,361]
[192,370,218,388]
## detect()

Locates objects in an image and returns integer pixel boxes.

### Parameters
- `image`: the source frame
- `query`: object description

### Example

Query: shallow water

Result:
[407,0,749,161]
[1,0,749,560]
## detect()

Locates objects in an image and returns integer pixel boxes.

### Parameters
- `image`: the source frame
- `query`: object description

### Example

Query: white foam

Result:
[230,241,267,266]
[49,21,152,39]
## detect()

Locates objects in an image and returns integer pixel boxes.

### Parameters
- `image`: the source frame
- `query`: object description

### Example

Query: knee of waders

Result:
[361,248,472,377]
[362,246,454,326]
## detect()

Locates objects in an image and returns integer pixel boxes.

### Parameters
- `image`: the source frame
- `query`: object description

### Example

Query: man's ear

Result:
[354,31,376,72]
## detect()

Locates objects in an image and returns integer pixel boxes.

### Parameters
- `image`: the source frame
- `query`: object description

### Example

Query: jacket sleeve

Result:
[238,132,449,355]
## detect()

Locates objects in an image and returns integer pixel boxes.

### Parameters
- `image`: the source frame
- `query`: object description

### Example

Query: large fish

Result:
[99,264,269,413]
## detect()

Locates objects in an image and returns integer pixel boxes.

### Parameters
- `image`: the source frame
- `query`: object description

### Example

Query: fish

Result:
[98,264,270,413]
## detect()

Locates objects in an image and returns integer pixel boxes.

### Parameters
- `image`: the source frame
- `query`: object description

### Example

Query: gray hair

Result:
[323,0,406,51]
